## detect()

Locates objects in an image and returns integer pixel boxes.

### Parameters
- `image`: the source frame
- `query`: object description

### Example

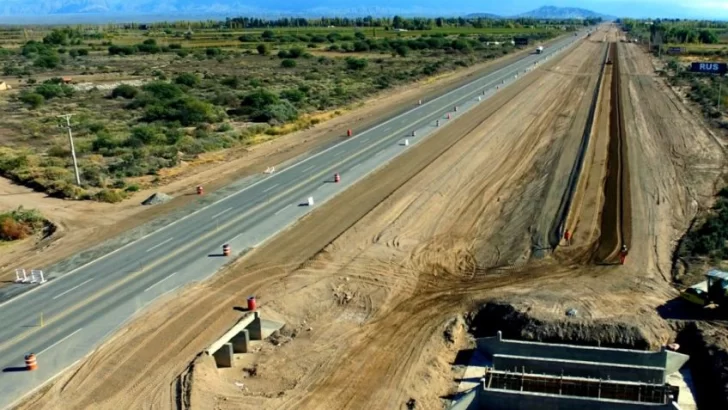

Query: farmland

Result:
[0,18,586,202]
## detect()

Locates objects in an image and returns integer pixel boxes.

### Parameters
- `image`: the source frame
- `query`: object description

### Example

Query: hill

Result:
[516,6,614,20]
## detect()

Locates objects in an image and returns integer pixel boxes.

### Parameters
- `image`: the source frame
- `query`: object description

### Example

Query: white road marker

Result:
[210,207,232,220]
[383,127,392,132]
[144,271,179,293]
[274,205,292,216]
[301,165,315,173]
[38,328,83,356]
[262,184,279,193]
[146,237,174,253]
[52,278,94,300]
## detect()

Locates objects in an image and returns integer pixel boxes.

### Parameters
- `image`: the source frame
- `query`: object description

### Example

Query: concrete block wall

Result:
[477,389,676,410]
[493,354,666,384]
[476,331,688,373]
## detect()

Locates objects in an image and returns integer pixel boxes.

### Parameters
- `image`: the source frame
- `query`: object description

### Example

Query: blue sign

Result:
[690,62,727,75]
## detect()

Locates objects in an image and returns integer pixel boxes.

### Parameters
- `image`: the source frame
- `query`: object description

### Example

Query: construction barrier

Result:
[247,296,257,311]
[334,173,341,183]
[347,129,352,137]
[196,185,203,195]
[436,120,440,127]
[223,244,231,257]
[454,106,458,112]
[411,130,416,137]
[25,354,37,371]
[307,196,314,206]
[404,139,409,146]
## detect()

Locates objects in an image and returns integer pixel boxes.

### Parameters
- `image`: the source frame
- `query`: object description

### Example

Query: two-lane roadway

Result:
[0,31,588,409]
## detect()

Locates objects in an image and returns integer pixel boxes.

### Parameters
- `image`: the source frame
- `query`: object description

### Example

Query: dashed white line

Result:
[38,328,83,356]
[383,127,392,132]
[52,278,94,300]
[210,207,232,219]
[146,237,174,253]
[144,271,179,292]
[274,205,292,216]
[302,165,315,173]
[262,184,279,193]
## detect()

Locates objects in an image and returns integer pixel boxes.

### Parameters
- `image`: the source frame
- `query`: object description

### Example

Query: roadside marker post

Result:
[32,270,46,284]
[29,271,38,284]
[404,139,409,146]
[307,196,314,206]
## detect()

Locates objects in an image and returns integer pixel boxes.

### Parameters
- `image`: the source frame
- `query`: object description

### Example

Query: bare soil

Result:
[0,40,550,285]
[14,25,728,410]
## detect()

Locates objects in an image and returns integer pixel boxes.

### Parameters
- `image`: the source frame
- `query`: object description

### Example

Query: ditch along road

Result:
[13,27,611,410]
[0,31,588,409]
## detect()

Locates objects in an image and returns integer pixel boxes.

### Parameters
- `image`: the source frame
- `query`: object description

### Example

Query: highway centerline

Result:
[144,272,178,292]
[145,237,174,253]
[274,205,292,216]
[262,184,279,193]
[52,278,94,300]
[37,328,83,356]
[210,207,233,219]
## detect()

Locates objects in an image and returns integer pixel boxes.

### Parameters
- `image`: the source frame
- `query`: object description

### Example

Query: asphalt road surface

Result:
[0,31,587,409]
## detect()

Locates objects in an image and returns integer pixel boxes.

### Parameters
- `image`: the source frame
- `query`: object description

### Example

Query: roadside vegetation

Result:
[0,207,45,242]
[0,16,599,202]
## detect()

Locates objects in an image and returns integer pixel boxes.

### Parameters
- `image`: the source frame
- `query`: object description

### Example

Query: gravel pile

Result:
[141,192,173,206]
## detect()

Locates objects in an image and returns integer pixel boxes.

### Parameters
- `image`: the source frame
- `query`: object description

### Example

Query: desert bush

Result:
[174,72,200,87]
[111,84,139,99]
[19,93,44,109]
[281,59,297,68]
[94,188,126,203]
[0,206,44,241]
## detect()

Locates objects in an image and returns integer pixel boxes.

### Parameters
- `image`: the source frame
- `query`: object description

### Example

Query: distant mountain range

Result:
[0,2,615,23]
[466,6,614,20]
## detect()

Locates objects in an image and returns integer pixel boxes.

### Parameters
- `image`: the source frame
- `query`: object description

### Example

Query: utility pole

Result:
[58,114,82,186]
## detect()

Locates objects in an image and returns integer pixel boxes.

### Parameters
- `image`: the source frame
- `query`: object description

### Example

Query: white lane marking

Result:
[211,207,232,219]
[52,278,94,300]
[383,127,392,132]
[350,164,361,171]
[274,205,292,216]
[144,271,179,293]
[38,328,83,356]
[262,184,279,193]
[301,165,315,173]
[146,237,174,253]
[0,34,581,311]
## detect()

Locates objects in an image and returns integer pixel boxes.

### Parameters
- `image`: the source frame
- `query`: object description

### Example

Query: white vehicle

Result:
[536,46,544,54]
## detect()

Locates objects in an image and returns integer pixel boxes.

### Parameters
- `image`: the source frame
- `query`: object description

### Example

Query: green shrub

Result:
[345,57,368,70]
[257,44,268,55]
[111,84,139,99]
[34,53,61,68]
[281,59,297,68]
[19,93,44,109]
[94,188,126,203]
[125,183,140,192]
[174,73,200,87]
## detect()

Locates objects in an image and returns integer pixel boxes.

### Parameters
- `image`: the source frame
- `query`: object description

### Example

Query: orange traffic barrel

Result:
[196,185,203,195]
[334,173,340,183]
[223,244,231,256]
[346,129,352,137]
[25,353,37,371]
[247,296,257,311]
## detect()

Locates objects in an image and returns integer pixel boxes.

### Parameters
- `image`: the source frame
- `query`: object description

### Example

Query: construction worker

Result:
[619,244,628,265]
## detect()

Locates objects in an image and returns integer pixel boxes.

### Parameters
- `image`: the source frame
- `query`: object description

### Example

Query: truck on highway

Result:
[536,46,544,54]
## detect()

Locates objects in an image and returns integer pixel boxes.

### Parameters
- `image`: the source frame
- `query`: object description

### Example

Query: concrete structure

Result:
[205,311,283,368]
[0,31,589,410]
[449,331,690,410]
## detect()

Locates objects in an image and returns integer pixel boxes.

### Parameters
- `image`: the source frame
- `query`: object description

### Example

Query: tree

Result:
[393,15,404,29]
[699,30,719,44]
[257,43,268,55]
[345,57,368,70]
[262,30,275,40]
[33,53,60,68]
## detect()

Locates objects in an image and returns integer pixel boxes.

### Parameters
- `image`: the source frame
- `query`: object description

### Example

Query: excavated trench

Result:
[594,42,632,263]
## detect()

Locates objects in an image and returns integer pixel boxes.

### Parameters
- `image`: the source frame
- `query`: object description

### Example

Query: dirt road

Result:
[15,26,727,410]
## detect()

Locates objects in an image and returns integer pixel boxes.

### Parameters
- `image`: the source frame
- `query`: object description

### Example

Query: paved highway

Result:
[0,31,587,409]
